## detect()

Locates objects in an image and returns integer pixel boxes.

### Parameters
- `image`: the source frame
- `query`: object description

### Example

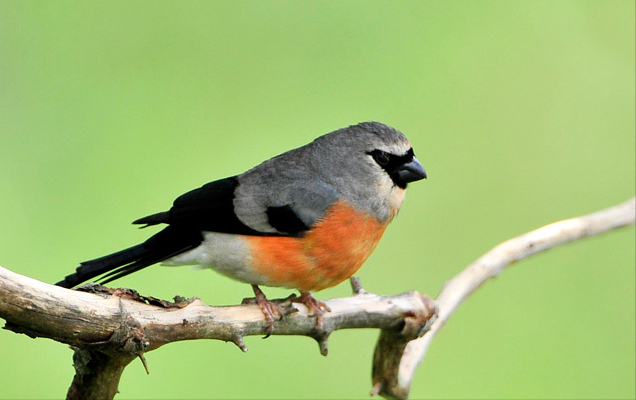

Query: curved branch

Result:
[373,197,636,399]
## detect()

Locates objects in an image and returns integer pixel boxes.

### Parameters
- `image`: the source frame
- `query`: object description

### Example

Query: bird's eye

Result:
[372,151,391,166]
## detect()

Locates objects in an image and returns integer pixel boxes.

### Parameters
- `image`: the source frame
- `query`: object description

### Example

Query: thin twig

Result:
[374,197,636,399]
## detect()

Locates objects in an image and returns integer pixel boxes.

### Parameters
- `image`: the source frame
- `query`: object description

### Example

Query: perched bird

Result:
[56,122,426,332]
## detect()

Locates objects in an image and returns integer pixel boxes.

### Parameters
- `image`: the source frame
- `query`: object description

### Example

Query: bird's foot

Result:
[293,291,331,330]
[242,284,283,337]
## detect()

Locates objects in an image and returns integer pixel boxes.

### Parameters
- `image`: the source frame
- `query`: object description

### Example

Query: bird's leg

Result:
[293,291,331,330]
[249,284,283,336]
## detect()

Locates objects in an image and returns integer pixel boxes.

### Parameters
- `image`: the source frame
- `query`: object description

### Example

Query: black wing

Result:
[56,176,317,288]
[134,176,310,237]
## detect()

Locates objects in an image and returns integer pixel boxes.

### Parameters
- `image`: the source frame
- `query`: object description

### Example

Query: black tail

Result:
[55,226,203,288]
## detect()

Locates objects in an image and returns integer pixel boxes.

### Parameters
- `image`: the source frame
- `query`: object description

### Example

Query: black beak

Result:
[397,156,427,183]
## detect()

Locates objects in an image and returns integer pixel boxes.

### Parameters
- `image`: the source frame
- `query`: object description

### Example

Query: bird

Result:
[56,121,426,333]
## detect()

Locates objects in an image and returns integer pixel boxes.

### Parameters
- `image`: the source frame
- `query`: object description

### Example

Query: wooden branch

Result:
[66,349,136,400]
[0,266,436,399]
[372,197,636,399]
[1,198,632,399]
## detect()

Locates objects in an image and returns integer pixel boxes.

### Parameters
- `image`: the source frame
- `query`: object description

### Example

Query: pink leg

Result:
[251,284,283,336]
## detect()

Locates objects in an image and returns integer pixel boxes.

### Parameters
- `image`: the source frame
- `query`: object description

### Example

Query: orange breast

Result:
[247,201,388,292]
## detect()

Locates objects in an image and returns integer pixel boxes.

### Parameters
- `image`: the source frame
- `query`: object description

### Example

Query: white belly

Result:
[162,231,272,286]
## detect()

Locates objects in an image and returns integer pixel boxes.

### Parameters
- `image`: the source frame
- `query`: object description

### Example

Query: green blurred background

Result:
[1,1,634,399]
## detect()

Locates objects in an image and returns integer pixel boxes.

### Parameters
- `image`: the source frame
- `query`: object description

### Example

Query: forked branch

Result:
[1,197,633,399]
[371,197,636,399]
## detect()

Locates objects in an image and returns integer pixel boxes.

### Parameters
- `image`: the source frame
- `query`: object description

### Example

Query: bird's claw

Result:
[245,285,283,337]
[244,287,330,334]
[293,292,331,330]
